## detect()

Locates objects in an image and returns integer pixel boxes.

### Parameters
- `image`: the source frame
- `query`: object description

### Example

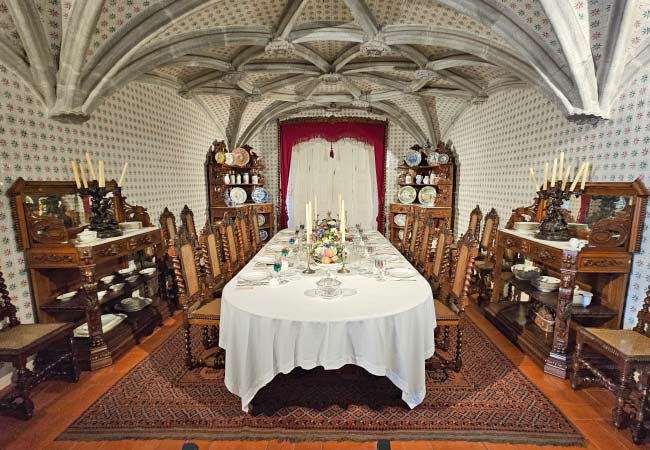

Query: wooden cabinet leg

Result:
[80,263,112,370]
[613,365,632,429]
[632,375,648,444]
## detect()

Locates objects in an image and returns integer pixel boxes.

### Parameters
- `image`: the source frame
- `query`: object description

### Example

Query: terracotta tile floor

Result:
[1,305,648,450]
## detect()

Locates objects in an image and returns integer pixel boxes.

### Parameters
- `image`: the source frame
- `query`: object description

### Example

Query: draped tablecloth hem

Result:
[226,347,435,412]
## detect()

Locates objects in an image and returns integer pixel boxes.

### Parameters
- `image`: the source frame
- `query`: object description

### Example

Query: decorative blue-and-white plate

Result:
[251,187,269,204]
[438,153,450,164]
[260,229,269,241]
[404,149,422,167]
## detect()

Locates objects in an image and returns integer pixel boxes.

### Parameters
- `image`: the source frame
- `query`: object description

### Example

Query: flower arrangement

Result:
[311,214,346,264]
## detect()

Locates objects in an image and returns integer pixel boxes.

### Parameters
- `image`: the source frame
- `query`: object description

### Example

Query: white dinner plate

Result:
[257,255,275,265]
[267,244,284,252]
[240,271,269,282]
[387,268,416,278]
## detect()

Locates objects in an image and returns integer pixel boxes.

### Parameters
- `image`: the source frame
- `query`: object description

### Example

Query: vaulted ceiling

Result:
[0,0,647,147]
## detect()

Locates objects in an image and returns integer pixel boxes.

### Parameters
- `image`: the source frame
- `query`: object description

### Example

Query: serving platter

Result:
[251,187,268,203]
[398,186,417,204]
[418,186,437,206]
[229,187,247,204]
[232,147,250,167]
[404,149,422,167]
[260,229,269,241]
[393,214,406,227]
[257,214,266,226]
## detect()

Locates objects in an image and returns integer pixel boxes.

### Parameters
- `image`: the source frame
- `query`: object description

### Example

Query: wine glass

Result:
[374,256,386,281]
[273,254,282,279]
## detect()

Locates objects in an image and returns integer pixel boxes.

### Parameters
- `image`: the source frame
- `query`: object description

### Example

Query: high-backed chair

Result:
[246,206,263,251]
[220,215,245,275]
[473,208,500,302]
[467,205,483,240]
[170,225,222,369]
[159,207,179,307]
[415,216,436,274]
[426,220,453,288]
[237,209,255,262]
[432,230,479,372]
[180,204,197,240]
[0,270,79,419]
[572,285,650,444]
[406,210,425,263]
[159,207,177,246]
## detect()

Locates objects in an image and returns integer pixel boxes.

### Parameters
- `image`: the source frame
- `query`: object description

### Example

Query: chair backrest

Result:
[0,270,19,327]
[171,225,204,309]
[479,208,500,257]
[408,210,424,260]
[468,205,482,239]
[220,215,244,274]
[237,209,254,261]
[181,205,197,240]
[247,206,262,251]
[633,285,650,337]
[443,230,479,312]
[416,216,435,272]
[428,220,453,282]
[159,207,177,246]
[199,220,228,291]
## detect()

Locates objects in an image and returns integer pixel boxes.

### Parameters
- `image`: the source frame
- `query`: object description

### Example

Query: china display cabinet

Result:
[388,141,455,245]
[484,179,649,379]
[205,141,274,241]
[7,178,171,371]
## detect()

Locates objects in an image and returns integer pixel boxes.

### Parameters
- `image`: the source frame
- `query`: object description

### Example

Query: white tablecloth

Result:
[219,230,436,412]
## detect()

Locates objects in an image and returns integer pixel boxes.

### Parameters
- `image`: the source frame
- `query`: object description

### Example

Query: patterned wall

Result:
[449,70,650,328]
[0,65,215,326]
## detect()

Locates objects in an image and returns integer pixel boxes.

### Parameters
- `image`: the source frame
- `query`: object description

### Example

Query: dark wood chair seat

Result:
[188,298,222,324]
[0,270,79,420]
[434,299,459,325]
[0,323,73,353]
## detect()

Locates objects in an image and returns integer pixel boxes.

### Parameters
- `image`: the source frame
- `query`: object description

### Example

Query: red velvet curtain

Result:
[279,120,387,232]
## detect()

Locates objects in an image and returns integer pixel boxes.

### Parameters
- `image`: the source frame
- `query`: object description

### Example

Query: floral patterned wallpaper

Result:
[449,69,650,328]
[0,65,215,326]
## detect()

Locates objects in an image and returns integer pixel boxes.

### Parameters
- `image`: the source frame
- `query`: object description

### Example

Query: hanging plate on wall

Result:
[251,187,269,204]
[224,153,234,166]
[398,186,417,204]
[418,186,437,207]
[229,187,247,205]
[232,147,250,167]
[215,151,226,164]
[404,149,422,167]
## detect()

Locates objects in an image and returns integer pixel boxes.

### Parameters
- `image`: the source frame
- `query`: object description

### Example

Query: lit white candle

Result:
[529,167,539,192]
[71,161,81,188]
[570,162,586,192]
[98,160,105,188]
[79,163,88,188]
[543,162,549,190]
[340,200,345,242]
[551,158,557,187]
[561,165,571,190]
[580,162,589,190]
[85,152,97,180]
[118,161,128,187]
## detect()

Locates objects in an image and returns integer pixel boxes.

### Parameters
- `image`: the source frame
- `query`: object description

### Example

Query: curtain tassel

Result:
[329,142,334,158]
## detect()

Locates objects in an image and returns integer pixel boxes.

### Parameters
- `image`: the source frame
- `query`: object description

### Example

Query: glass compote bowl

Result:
[316,270,342,299]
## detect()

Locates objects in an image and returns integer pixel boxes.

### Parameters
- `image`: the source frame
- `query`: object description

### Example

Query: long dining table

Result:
[219,228,436,412]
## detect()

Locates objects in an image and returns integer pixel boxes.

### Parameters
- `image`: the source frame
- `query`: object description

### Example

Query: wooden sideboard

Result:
[484,179,649,379]
[8,178,171,371]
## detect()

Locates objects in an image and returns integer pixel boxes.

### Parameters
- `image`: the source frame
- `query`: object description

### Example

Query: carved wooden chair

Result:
[572,285,650,444]
[397,212,413,254]
[247,206,263,252]
[170,225,222,369]
[159,207,179,306]
[237,209,255,262]
[406,210,425,263]
[467,205,483,239]
[432,230,479,372]
[220,214,245,275]
[473,208,500,302]
[0,270,79,419]
[415,216,435,275]
[180,204,198,240]
[425,220,453,291]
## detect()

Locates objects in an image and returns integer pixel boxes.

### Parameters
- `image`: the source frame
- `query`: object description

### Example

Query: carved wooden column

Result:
[543,249,578,378]
[79,252,112,370]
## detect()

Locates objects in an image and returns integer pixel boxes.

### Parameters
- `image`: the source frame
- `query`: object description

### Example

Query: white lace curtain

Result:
[287,138,378,229]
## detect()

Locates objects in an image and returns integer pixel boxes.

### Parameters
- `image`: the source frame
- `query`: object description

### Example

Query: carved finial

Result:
[359,34,391,57]
[265,38,295,57]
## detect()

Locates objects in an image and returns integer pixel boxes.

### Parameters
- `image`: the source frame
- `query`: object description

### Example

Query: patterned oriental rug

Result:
[59,319,583,446]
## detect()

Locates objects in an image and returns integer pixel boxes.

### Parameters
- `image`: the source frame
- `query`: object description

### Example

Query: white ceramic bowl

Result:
[118,267,135,275]
[119,221,142,231]
[513,222,540,233]
[139,268,157,277]
[240,271,269,282]
[100,275,116,284]
[97,290,108,301]
[57,291,77,301]
[109,283,125,292]
[125,275,139,284]
[511,264,541,281]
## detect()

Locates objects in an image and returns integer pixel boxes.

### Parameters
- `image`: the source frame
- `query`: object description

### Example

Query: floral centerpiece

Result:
[311,214,346,264]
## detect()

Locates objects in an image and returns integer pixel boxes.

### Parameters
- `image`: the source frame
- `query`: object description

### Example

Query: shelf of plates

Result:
[205,141,274,240]
[388,142,455,245]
